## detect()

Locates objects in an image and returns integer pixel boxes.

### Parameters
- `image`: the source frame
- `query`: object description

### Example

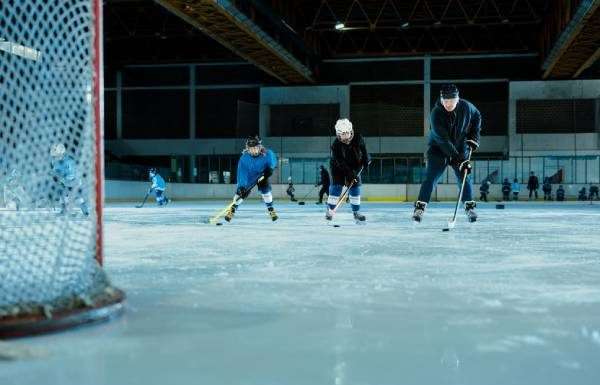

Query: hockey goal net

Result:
[0,0,124,337]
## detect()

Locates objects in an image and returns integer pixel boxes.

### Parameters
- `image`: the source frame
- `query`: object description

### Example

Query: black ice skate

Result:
[353,211,366,224]
[412,201,427,222]
[465,201,477,222]
[268,207,278,221]
[224,205,236,222]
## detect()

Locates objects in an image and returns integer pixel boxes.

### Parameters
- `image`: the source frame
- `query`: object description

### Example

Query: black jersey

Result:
[330,134,369,175]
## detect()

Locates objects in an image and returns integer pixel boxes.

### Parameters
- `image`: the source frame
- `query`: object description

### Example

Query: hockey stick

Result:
[443,148,473,232]
[297,185,318,205]
[135,190,150,208]
[202,176,264,224]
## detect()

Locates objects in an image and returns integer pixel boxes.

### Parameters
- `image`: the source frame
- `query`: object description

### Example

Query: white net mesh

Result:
[0,0,119,324]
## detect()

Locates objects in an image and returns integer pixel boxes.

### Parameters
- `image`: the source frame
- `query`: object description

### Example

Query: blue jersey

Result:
[236,149,277,189]
[151,174,166,191]
[52,155,79,187]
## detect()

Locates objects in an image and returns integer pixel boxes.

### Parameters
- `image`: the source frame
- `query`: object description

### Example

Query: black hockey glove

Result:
[257,175,269,189]
[347,169,359,184]
[466,139,479,151]
[236,186,250,199]
[452,157,472,175]
[263,167,273,179]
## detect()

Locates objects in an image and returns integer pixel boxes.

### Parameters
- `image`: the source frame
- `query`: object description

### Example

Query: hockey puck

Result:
[216,223,223,226]
[496,204,505,209]
[442,228,450,232]
[333,224,340,227]
[298,202,305,205]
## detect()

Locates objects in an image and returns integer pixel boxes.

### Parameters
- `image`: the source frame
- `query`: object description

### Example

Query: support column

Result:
[189,65,196,182]
[259,103,269,138]
[189,155,197,183]
[116,70,123,139]
[423,55,431,156]
[189,65,196,140]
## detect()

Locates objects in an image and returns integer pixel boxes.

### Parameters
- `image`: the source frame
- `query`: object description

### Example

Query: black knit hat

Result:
[440,84,459,99]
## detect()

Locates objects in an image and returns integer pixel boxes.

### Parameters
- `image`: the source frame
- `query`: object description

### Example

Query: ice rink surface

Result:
[2,200,600,385]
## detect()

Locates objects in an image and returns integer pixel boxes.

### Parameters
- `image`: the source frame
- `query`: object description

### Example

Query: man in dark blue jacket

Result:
[413,84,482,223]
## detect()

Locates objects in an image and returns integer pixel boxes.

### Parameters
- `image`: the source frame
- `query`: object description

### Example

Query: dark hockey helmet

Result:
[148,168,157,178]
[246,135,261,148]
[440,84,459,99]
[245,135,263,156]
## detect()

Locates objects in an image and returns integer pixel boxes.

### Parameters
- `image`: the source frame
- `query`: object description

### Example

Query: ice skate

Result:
[325,208,334,221]
[353,210,366,224]
[465,201,477,222]
[224,205,236,222]
[268,207,278,221]
[412,201,427,223]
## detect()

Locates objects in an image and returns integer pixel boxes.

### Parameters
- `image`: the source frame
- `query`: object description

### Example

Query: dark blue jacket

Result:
[428,99,482,159]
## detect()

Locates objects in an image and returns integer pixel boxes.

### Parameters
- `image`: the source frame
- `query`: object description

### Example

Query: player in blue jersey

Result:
[50,143,89,216]
[148,168,169,206]
[225,135,278,222]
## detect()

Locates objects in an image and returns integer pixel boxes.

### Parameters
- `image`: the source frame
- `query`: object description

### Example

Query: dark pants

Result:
[286,189,296,201]
[480,192,488,202]
[529,189,538,199]
[318,185,329,203]
[417,148,473,203]
[502,192,509,201]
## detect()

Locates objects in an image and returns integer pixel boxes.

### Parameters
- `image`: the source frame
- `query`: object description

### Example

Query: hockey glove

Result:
[263,167,273,179]
[453,158,472,175]
[347,170,359,184]
[466,139,479,151]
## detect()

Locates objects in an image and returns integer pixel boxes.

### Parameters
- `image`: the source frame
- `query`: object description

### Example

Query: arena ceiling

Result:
[105,0,600,82]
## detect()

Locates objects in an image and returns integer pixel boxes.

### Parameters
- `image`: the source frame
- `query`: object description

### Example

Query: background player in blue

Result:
[50,143,89,216]
[148,168,169,206]
[225,135,278,222]
[3,169,29,210]
[326,118,369,223]
[412,84,481,223]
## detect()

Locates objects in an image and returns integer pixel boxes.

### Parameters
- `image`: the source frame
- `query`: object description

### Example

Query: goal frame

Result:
[0,0,125,339]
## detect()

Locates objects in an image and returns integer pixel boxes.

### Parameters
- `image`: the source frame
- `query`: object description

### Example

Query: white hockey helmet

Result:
[50,143,66,158]
[335,118,353,144]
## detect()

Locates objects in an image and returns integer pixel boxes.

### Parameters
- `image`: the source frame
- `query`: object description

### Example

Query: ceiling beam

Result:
[155,0,314,84]
[542,0,600,79]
